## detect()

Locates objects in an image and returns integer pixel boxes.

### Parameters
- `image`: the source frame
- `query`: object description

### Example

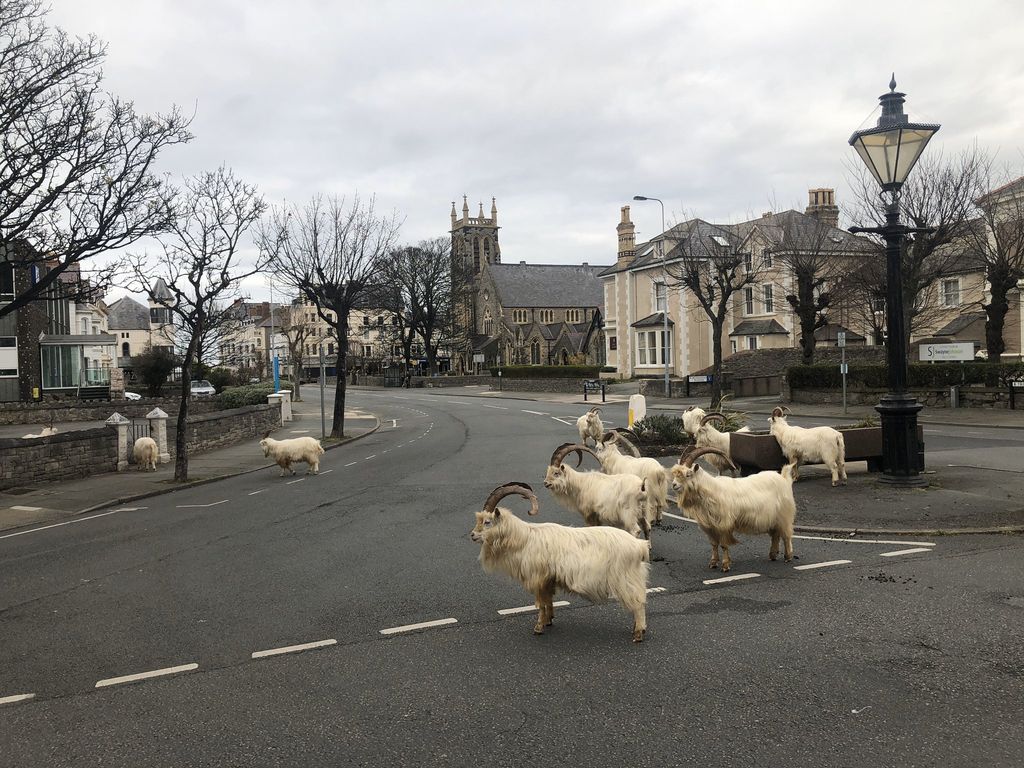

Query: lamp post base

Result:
[875,393,928,487]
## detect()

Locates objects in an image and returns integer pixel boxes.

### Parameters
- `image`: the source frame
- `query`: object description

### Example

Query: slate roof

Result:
[106,297,151,330]
[488,263,606,308]
[151,278,174,302]
[935,312,986,336]
[631,312,674,328]
[729,319,790,336]
[814,323,866,342]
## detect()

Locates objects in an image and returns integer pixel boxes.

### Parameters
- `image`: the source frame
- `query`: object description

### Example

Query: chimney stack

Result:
[616,205,636,267]
[806,188,839,229]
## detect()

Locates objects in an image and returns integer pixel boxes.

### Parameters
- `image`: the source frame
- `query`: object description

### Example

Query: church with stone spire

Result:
[449,196,608,372]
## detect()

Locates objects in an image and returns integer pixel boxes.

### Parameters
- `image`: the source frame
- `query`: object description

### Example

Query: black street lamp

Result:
[848,76,940,487]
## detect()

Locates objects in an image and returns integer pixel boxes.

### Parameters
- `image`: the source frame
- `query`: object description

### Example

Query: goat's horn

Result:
[771,406,785,418]
[615,427,640,443]
[551,442,595,469]
[588,406,601,414]
[684,406,694,412]
[680,446,737,471]
[483,483,540,516]
[262,430,272,439]
[601,431,615,443]
[700,413,726,426]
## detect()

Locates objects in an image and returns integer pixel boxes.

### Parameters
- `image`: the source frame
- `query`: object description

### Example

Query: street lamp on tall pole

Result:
[848,76,940,487]
[633,195,670,397]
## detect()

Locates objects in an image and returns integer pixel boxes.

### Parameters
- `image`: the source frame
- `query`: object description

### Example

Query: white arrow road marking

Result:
[0,693,35,706]
[498,601,570,616]
[175,500,229,509]
[95,663,198,688]
[379,618,458,635]
[703,573,760,585]
[879,547,933,557]
[794,560,852,571]
[252,639,336,659]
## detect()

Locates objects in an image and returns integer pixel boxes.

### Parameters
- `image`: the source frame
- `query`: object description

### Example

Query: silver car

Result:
[190,379,216,397]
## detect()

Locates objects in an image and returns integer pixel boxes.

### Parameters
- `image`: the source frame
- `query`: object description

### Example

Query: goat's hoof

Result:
[708,563,718,570]
[769,554,778,561]
[533,626,545,635]
[632,630,645,643]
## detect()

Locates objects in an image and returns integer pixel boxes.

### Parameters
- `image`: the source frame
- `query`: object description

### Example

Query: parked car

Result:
[190,380,216,397]
[124,391,142,401]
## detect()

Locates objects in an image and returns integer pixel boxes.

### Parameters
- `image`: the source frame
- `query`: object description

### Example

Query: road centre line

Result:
[480,404,507,409]
[647,586,667,593]
[252,639,337,659]
[0,693,35,706]
[176,500,229,509]
[379,618,458,635]
[551,417,575,426]
[522,410,548,416]
[248,490,265,496]
[879,547,933,557]
[0,509,121,540]
[703,573,760,585]
[662,511,697,524]
[95,663,198,689]
[286,478,305,485]
[498,601,570,616]
[319,469,334,474]
[9,505,41,512]
[365,455,376,460]
[794,535,936,547]
[793,560,852,570]
[345,462,358,467]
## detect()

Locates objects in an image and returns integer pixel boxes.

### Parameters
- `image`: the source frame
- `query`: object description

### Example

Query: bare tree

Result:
[968,174,1024,361]
[0,0,192,317]
[259,196,401,438]
[277,305,315,400]
[129,167,267,482]
[846,147,989,348]
[666,219,762,408]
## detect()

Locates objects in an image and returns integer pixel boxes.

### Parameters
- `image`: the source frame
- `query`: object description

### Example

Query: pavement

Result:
[0,403,379,533]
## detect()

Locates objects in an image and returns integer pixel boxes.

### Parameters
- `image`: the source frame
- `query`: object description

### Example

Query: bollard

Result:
[146,407,170,463]
[627,394,646,428]
[105,412,131,471]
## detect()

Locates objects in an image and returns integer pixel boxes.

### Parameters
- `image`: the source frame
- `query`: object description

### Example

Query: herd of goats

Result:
[473,404,849,643]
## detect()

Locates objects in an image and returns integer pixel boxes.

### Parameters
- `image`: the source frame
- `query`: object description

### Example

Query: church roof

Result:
[151,278,174,301]
[488,263,606,309]
[106,296,151,330]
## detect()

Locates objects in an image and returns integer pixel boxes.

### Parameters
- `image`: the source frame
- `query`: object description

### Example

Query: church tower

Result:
[450,196,501,373]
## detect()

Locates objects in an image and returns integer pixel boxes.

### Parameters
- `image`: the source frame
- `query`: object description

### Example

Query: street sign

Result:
[688,375,710,383]
[841,363,848,374]
[472,354,484,363]
[837,331,846,348]
[919,342,974,362]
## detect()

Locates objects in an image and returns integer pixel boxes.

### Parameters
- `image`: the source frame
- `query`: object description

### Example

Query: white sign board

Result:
[918,342,974,362]
[472,354,485,363]
[688,375,710,383]
[837,331,846,348]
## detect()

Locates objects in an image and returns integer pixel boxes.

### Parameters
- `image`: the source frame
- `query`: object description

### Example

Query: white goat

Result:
[681,406,706,437]
[21,425,58,439]
[575,406,604,447]
[768,406,847,486]
[594,429,669,526]
[471,482,651,642]
[693,413,749,477]
[671,446,797,573]
[543,443,650,539]
[260,433,325,476]
[132,436,159,471]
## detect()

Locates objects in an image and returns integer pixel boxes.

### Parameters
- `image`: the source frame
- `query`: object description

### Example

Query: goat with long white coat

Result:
[576,407,604,447]
[22,425,58,439]
[681,406,706,438]
[260,433,325,476]
[132,436,159,471]
[693,413,749,477]
[471,482,651,642]
[594,429,669,525]
[671,446,797,572]
[543,442,650,539]
[768,406,846,486]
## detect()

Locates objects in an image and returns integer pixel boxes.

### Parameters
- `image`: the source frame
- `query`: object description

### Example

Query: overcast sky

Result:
[50,0,1024,304]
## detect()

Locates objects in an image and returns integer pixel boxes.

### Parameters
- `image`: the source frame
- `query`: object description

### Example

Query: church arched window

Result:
[483,309,493,335]
[531,340,541,365]
[484,238,491,264]
[473,237,481,273]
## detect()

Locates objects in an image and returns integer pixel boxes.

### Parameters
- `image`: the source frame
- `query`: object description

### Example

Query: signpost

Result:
[919,342,974,362]
[318,344,326,439]
[838,331,847,415]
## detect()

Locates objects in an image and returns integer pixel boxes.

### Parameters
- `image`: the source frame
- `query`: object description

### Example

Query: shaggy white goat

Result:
[681,406,707,437]
[21,425,58,439]
[594,429,669,526]
[132,436,159,471]
[543,443,650,539]
[671,446,797,573]
[472,482,651,642]
[260,433,325,476]
[693,413,749,477]
[768,406,847,486]
[575,406,604,447]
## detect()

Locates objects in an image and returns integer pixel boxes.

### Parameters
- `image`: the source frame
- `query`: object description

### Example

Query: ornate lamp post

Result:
[633,195,670,397]
[848,76,940,486]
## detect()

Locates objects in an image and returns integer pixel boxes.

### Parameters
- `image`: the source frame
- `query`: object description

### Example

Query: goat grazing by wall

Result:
[543,442,650,539]
[260,433,325,476]
[576,407,604,447]
[671,446,797,573]
[594,429,669,525]
[471,482,651,642]
[768,406,846,486]
[21,425,58,439]
[132,436,159,471]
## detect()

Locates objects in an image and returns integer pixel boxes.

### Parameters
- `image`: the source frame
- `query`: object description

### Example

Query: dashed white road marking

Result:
[252,639,337,659]
[286,478,305,485]
[345,462,358,467]
[248,489,265,496]
[390,419,398,428]
[879,547,933,557]
[0,509,121,539]
[551,417,575,426]
[480,404,508,409]
[794,535,936,547]
[646,586,667,594]
[522,410,548,416]
[289,429,311,434]
[662,511,697,524]
[319,469,334,475]
[365,454,376,460]
[794,560,852,571]
[95,663,198,688]
[703,573,760,585]
[379,618,458,635]
[498,601,570,616]
[0,693,35,706]
[176,500,229,509]
[116,507,147,512]
[9,505,42,512]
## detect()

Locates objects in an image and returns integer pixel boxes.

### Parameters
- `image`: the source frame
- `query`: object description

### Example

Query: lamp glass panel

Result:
[854,130,901,186]
[891,128,937,184]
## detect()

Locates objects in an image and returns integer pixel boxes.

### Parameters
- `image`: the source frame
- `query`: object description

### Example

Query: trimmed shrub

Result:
[219,382,276,409]
[206,367,238,393]
[489,365,603,379]
[631,414,690,446]
[788,361,1024,390]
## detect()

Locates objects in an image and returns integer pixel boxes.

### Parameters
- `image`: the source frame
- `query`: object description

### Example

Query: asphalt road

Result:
[1,389,1022,767]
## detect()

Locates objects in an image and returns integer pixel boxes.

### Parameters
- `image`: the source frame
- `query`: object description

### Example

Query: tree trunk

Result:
[985,268,1014,362]
[174,329,202,482]
[709,318,724,409]
[330,318,348,438]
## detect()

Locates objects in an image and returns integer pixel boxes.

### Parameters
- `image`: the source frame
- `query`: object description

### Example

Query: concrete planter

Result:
[729,426,924,475]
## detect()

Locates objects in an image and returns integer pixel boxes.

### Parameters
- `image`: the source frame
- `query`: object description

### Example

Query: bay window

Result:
[635,329,671,366]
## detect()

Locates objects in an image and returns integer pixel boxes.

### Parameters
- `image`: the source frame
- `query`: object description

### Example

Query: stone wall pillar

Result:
[267,394,284,426]
[105,412,130,471]
[277,389,293,423]
[146,407,170,463]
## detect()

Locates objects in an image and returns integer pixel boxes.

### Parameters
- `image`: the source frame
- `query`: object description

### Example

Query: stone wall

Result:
[0,427,118,490]
[0,398,223,425]
[488,377,594,394]
[166,403,281,457]
[355,375,493,389]
[788,385,1016,409]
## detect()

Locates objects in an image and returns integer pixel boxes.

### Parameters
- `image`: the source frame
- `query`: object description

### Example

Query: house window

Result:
[747,336,758,350]
[654,282,667,313]
[763,251,773,268]
[731,340,738,354]
[744,287,755,316]
[41,345,82,389]
[635,330,671,366]
[362,328,369,339]
[121,342,130,357]
[0,337,17,377]
[80,317,90,334]
[363,345,372,357]
[763,284,774,313]
[0,263,14,302]
[609,336,618,351]
[744,253,753,273]
[328,342,334,355]
[941,279,961,307]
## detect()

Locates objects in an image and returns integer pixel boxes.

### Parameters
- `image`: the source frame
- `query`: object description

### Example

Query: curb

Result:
[76,417,381,516]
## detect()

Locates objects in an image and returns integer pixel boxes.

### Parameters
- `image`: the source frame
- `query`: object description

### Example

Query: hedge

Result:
[788,362,1024,390]
[488,365,604,379]
[219,383,277,408]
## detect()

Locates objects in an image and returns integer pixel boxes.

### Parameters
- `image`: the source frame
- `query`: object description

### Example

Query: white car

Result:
[190,380,216,397]
[124,391,142,401]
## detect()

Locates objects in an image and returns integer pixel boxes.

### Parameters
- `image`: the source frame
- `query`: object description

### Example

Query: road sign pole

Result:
[319,344,326,439]
[838,331,847,416]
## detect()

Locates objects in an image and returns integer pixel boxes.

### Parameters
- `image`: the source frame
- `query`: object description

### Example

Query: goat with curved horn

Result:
[550,442,591,469]
[576,406,606,447]
[699,413,726,427]
[591,429,668,527]
[482,482,539,517]
[679,446,737,473]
